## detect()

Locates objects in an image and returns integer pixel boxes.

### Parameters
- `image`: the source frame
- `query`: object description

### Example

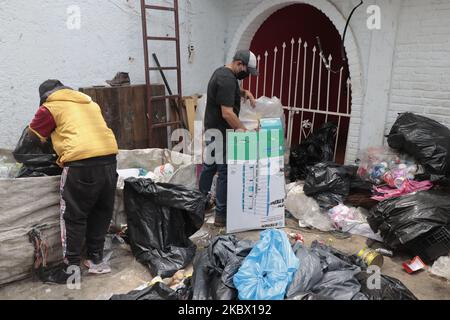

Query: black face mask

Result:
[236,70,250,80]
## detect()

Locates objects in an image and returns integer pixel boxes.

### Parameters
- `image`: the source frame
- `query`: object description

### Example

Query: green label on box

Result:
[227,118,284,161]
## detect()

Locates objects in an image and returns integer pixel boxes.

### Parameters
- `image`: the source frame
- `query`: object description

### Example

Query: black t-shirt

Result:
[204,66,240,139]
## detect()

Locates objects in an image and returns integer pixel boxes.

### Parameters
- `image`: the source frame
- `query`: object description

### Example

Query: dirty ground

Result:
[0,213,449,300]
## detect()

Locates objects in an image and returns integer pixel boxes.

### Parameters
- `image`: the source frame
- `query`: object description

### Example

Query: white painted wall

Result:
[386,0,450,134]
[0,0,227,149]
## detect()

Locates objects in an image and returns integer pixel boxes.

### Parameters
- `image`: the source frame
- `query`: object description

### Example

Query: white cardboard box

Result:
[226,118,285,233]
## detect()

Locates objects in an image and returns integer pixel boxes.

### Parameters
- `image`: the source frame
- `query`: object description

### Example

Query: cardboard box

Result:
[226,118,285,233]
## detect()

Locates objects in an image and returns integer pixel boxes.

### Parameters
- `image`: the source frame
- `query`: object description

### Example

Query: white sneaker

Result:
[84,260,111,274]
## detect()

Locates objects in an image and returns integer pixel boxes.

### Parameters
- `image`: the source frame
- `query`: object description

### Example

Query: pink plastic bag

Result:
[372,180,433,201]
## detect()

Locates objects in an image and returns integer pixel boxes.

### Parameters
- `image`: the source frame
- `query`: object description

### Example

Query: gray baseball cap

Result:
[233,50,259,76]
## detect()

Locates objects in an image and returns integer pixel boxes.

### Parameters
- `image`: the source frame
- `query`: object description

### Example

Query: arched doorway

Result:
[242,3,352,164]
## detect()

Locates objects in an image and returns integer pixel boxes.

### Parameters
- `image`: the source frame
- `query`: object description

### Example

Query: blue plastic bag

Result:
[233,229,300,300]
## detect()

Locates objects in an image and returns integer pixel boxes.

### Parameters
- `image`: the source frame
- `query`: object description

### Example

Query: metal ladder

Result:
[140,0,182,148]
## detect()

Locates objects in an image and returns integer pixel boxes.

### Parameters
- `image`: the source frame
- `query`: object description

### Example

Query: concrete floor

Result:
[0,215,449,300]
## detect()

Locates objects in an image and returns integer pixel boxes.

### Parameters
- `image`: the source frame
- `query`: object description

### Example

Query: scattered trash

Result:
[357,146,418,186]
[153,163,175,181]
[387,112,450,184]
[357,247,384,268]
[328,204,362,230]
[429,255,450,281]
[383,164,419,189]
[375,248,394,257]
[289,122,337,181]
[288,232,305,244]
[124,178,207,278]
[402,256,427,274]
[233,229,299,300]
[327,204,382,241]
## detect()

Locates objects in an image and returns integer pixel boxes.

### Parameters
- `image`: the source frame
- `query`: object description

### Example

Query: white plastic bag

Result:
[240,96,285,131]
[285,184,334,231]
[429,256,450,281]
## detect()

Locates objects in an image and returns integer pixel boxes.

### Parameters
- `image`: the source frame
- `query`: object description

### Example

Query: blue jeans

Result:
[199,162,227,219]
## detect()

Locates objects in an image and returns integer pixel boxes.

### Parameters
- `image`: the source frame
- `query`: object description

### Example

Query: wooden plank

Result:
[182,96,198,137]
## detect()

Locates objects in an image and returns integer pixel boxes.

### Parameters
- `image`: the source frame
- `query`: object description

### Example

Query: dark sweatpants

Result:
[59,162,118,265]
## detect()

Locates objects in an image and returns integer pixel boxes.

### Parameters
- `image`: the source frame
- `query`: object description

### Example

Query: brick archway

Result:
[227,0,364,164]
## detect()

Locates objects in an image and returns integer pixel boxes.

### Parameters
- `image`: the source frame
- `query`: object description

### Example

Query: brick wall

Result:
[386,0,450,135]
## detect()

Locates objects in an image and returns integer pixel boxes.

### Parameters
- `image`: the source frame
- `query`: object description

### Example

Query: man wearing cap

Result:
[199,50,259,227]
[27,79,119,284]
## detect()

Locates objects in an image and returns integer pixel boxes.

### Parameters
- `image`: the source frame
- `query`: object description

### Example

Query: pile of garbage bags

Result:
[124,177,207,278]
[112,231,417,301]
[387,112,450,184]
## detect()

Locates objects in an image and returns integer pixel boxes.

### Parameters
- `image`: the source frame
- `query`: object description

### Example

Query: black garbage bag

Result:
[191,235,253,300]
[286,241,416,300]
[13,127,62,177]
[286,241,364,300]
[124,178,207,278]
[356,273,417,300]
[303,162,355,209]
[387,113,450,183]
[289,122,337,181]
[368,190,450,250]
[110,281,189,300]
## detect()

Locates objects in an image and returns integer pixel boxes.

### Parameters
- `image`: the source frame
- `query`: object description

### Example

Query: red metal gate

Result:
[243,4,352,164]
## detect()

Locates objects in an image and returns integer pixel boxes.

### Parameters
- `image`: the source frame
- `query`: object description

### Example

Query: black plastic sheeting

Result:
[368,190,450,250]
[124,178,207,278]
[12,127,62,177]
[289,122,337,181]
[286,241,417,300]
[191,235,253,300]
[303,162,358,209]
[387,112,450,184]
[110,280,192,300]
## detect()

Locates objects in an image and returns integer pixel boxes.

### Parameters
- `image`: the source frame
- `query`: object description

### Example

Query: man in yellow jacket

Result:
[28,79,119,284]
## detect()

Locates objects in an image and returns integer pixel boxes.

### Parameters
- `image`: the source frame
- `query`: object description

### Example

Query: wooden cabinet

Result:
[79,84,168,149]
